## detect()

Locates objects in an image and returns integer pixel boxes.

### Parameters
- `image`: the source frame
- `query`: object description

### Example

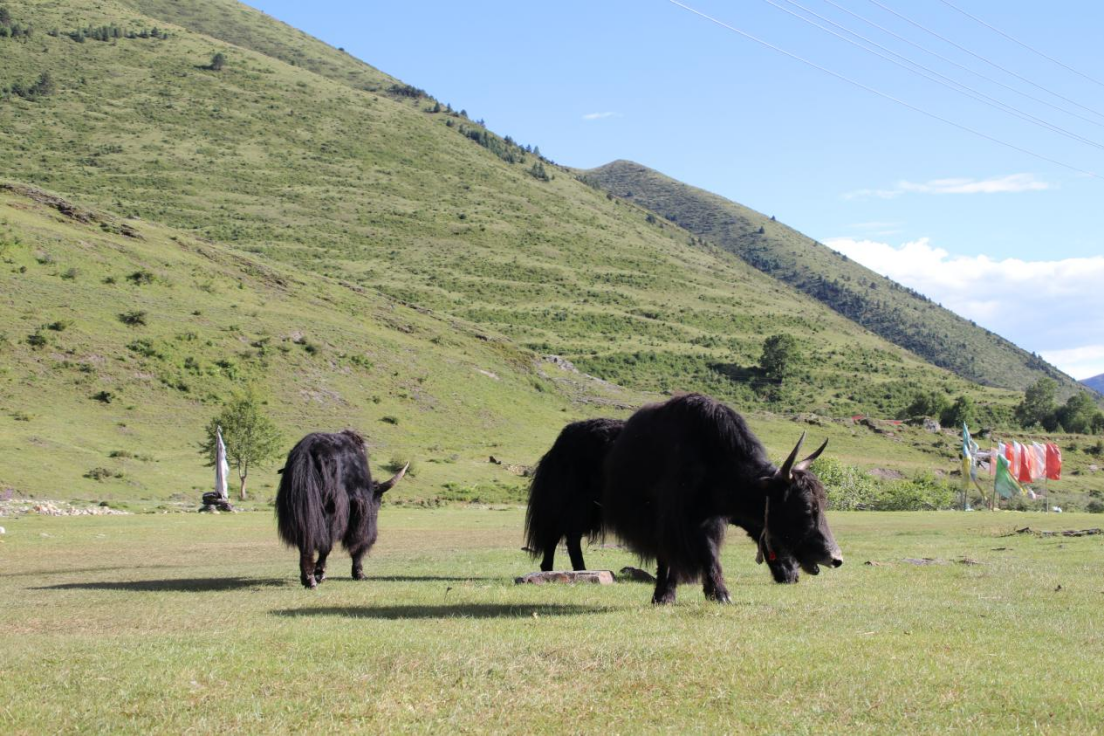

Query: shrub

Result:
[1087,500,1104,514]
[874,472,954,511]
[812,457,880,510]
[383,456,417,478]
[118,310,147,326]
[84,467,122,482]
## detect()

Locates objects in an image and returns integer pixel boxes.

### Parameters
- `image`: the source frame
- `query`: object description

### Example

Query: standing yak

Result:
[602,393,843,604]
[525,417,802,584]
[276,430,407,589]
[524,417,624,572]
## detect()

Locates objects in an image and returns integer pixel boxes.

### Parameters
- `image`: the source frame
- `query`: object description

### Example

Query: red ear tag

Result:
[768,550,777,562]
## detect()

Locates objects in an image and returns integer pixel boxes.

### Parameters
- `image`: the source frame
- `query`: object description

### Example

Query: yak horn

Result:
[794,439,829,473]
[777,431,806,480]
[376,463,409,493]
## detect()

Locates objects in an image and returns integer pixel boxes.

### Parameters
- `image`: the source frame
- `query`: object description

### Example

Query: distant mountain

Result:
[1083,374,1104,395]
[582,160,1080,396]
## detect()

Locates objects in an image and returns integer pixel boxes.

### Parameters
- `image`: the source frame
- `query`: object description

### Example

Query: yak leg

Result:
[651,559,678,605]
[349,542,371,580]
[566,535,587,571]
[539,540,558,572]
[298,548,318,590]
[314,548,330,585]
[700,519,731,603]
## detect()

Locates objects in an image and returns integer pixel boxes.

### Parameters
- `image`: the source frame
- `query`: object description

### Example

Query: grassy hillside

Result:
[0,183,636,506]
[0,0,1020,420]
[6,0,1100,505]
[582,161,1079,396]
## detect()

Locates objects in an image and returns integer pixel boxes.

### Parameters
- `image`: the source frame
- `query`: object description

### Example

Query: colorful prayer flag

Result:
[995,454,1025,499]
[1018,442,1034,484]
[1046,443,1062,481]
[1031,443,1047,482]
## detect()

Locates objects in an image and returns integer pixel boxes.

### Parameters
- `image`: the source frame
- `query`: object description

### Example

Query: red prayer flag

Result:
[1018,443,1034,483]
[1046,443,1062,481]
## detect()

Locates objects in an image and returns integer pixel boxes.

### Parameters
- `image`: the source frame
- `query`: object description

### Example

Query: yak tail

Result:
[523,456,567,560]
[275,440,328,552]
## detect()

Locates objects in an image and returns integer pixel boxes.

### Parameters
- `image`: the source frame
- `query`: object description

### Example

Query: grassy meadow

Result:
[2,507,1103,734]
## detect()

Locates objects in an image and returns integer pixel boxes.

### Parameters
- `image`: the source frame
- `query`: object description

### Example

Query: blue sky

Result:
[246,1,1104,379]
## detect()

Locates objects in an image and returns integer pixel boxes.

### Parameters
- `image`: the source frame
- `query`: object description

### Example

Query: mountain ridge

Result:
[581,160,1078,396]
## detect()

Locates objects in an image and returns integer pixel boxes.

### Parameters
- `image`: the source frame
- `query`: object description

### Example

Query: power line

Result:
[761,0,1104,152]
[863,0,1104,122]
[816,0,1104,129]
[666,0,1101,180]
[937,0,1104,89]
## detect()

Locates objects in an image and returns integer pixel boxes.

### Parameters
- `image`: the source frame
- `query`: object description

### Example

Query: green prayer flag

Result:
[995,453,1025,499]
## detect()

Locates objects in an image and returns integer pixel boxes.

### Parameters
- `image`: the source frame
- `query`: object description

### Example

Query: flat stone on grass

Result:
[515,570,615,585]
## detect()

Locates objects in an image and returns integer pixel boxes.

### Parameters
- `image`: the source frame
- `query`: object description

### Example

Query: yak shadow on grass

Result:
[4,564,180,579]
[34,577,289,592]
[272,603,616,620]
[344,574,500,583]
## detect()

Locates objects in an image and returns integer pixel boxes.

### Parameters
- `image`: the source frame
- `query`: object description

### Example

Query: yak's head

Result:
[371,463,409,498]
[757,433,843,577]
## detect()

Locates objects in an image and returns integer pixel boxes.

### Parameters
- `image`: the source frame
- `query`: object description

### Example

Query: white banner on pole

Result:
[215,425,230,501]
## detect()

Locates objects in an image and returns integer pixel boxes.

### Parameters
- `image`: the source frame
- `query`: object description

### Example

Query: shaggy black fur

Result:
[602,393,842,604]
[275,430,406,589]
[524,416,801,584]
[524,418,624,571]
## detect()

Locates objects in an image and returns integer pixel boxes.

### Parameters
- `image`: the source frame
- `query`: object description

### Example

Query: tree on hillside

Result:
[759,334,801,382]
[899,390,951,421]
[200,388,282,501]
[1055,392,1103,435]
[209,52,226,71]
[941,394,976,428]
[1015,377,1057,429]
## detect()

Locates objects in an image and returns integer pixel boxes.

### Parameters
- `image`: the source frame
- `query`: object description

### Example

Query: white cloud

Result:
[582,111,620,121]
[1040,345,1104,382]
[843,173,1051,200]
[823,236,1104,380]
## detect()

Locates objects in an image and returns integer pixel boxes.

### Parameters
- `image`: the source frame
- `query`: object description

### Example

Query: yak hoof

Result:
[651,592,677,605]
[352,570,366,581]
[301,578,318,590]
[711,591,732,604]
[314,570,327,584]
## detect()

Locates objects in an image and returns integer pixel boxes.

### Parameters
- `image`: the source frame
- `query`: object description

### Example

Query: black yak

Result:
[602,393,842,604]
[524,416,802,584]
[276,430,407,589]
[524,417,624,572]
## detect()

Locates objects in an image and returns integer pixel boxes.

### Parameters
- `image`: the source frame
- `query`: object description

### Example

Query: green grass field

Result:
[3,507,1102,733]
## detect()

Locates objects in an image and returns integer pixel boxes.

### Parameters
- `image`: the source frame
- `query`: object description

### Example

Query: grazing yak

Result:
[602,393,842,604]
[524,416,802,584]
[524,417,624,572]
[276,430,407,589]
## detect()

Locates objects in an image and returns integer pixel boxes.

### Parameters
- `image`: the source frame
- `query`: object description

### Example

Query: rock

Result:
[199,493,235,513]
[543,355,579,373]
[617,566,656,582]
[515,570,615,585]
[0,526,5,535]
[923,418,941,433]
